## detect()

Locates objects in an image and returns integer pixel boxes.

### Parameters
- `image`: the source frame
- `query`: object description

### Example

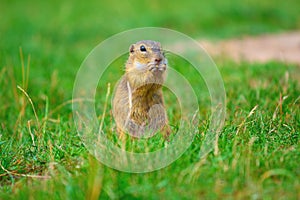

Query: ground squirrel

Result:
[112,40,170,138]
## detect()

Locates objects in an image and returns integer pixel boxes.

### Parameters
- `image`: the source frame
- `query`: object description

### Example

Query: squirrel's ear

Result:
[129,45,134,53]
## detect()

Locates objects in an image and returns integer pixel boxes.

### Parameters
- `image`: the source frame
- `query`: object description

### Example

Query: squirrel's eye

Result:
[140,45,147,52]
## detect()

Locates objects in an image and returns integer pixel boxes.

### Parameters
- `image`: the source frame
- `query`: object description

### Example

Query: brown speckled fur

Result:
[112,40,170,138]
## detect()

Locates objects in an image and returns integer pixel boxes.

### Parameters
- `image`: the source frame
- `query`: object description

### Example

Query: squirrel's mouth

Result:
[148,64,167,72]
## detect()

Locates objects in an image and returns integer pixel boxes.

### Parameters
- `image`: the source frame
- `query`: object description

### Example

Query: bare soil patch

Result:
[200,31,300,65]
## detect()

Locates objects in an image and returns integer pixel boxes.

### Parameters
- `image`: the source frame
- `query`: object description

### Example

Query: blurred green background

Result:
[1,0,300,90]
[1,0,300,98]
[0,0,299,199]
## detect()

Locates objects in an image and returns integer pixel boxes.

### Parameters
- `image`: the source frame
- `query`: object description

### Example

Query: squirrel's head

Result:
[125,40,167,87]
[126,40,167,73]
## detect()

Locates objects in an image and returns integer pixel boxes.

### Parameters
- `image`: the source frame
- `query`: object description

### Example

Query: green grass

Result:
[1,0,300,199]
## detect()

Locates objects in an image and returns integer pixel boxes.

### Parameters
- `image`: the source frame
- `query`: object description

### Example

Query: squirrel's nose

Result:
[154,58,162,64]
